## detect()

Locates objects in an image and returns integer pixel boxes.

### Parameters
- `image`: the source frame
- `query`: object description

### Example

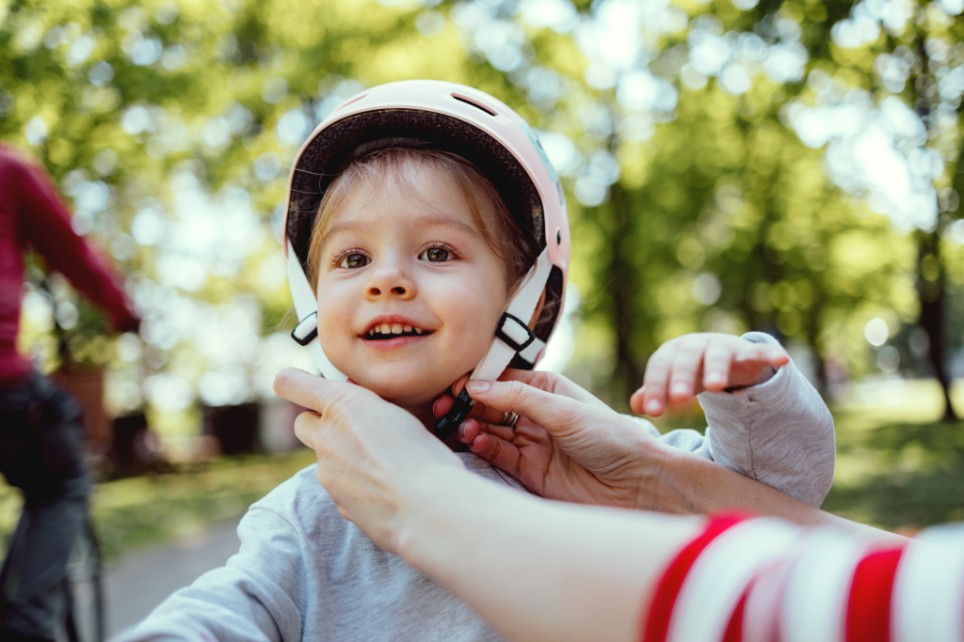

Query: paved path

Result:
[104,517,242,637]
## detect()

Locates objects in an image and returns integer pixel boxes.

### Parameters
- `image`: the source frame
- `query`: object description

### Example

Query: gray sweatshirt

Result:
[114,334,834,641]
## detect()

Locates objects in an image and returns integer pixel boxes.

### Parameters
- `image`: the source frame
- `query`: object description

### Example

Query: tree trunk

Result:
[917,230,958,421]
[608,181,644,403]
[911,34,958,422]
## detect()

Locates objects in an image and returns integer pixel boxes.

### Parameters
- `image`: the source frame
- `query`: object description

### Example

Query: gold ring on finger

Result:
[502,410,519,428]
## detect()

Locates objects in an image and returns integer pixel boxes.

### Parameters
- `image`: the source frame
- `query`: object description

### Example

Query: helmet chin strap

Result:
[286,241,348,381]
[434,249,552,437]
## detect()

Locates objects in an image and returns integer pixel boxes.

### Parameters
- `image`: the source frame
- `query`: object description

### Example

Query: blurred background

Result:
[1,0,963,571]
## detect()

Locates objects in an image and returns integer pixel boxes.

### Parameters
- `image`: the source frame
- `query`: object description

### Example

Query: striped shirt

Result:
[644,514,964,642]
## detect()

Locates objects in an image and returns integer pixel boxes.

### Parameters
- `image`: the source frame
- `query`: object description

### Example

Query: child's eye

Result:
[335,251,370,269]
[419,244,456,263]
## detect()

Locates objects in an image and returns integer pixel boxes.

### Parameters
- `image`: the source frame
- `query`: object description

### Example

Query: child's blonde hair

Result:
[306,147,539,293]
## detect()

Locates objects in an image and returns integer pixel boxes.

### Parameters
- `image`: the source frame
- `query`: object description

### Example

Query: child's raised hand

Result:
[629,333,790,417]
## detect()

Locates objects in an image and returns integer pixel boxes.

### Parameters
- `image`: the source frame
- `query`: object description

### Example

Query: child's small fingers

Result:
[640,346,677,415]
[668,342,704,402]
[629,388,646,415]
[735,344,770,364]
[739,344,788,369]
[701,341,733,390]
[768,346,790,367]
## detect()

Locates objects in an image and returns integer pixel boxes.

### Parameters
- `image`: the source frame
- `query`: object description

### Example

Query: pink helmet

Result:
[282,79,570,434]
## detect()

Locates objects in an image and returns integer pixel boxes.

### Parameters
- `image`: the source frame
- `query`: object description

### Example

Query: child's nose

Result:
[365,263,416,300]
[368,284,409,297]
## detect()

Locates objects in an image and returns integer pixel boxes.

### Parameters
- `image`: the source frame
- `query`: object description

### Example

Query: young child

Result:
[116,80,833,641]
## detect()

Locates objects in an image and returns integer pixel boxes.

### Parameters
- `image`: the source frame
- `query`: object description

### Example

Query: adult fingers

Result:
[459,416,517,444]
[273,367,334,413]
[463,378,602,442]
[437,370,604,428]
[432,387,513,428]
[292,410,322,449]
[275,367,385,453]
[498,369,606,408]
[459,418,523,475]
[273,367,373,416]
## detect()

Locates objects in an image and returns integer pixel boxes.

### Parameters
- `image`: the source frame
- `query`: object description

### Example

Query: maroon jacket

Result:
[0,145,137,384]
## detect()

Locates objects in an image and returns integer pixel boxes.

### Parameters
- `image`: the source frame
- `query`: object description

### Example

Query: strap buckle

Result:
[496,313,536,353]
[291,312,319,346]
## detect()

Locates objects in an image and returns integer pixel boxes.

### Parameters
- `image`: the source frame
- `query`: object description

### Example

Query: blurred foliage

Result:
[1,0,962,429]
[823,379,964,530]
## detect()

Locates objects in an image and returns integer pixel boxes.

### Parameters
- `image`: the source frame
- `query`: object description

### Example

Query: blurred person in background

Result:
[0,144,139,642]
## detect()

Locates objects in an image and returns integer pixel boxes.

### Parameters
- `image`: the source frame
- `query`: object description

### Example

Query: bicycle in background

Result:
[0,373,106,642]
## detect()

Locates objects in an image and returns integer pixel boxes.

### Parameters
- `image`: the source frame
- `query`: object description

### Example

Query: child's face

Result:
[313,161,511,410]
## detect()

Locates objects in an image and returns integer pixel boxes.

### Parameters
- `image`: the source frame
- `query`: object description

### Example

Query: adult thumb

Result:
[273,367,365,415]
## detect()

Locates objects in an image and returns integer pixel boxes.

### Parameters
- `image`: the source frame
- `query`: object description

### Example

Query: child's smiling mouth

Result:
[366,323,429,339]
[362,319,435,343]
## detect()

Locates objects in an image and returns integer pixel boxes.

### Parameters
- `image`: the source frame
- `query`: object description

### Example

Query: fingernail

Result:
[706,372,725,385]
[646,399,661,414]
[671,382,689,396]
[465,381,491,394]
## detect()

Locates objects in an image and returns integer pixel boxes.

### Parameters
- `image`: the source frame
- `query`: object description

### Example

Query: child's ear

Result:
[528,289,546,327]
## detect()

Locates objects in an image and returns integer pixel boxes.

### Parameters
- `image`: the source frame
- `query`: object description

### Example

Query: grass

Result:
[822,378,964,532]
[2,377,964,561]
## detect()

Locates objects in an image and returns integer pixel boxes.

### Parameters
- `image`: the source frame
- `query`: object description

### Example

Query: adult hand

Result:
[435,370,671,510]
[272,367,463,553]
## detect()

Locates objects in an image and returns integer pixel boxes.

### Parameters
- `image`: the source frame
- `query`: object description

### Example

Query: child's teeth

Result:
[367,323,426,337]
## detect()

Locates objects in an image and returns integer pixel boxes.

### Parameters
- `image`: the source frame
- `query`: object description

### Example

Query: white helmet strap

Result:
[286,241,347,381]
[470,248,551,380]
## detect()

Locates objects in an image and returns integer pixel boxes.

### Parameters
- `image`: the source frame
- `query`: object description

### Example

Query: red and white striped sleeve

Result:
[642,515,964,642]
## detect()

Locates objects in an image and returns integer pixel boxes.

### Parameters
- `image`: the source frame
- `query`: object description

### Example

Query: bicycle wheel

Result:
[61,515,105,642]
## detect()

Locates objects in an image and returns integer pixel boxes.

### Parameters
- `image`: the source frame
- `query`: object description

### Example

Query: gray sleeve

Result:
[624,415,717,455]
[697,331,836,506]
[111,506,306,642]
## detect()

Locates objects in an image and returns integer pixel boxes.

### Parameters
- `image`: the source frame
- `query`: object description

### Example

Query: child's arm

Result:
[113,501,307,641]
[700,332,835,505]
[632,332,835,507]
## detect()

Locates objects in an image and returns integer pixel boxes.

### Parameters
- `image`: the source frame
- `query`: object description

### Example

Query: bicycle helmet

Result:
[282,79,569,435]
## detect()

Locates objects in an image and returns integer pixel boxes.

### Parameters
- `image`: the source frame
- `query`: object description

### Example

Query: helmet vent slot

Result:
[451,93,497,116]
